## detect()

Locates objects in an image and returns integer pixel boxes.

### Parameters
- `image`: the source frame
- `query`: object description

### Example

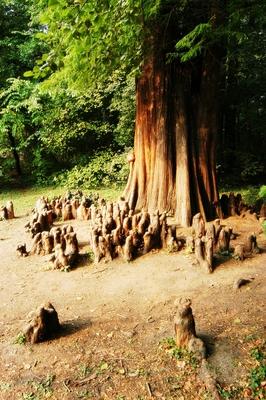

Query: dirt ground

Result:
[0,209,265,400]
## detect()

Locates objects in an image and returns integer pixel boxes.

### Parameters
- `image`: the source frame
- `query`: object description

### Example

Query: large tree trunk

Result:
[123,3,223,227]
[123,50,222,227]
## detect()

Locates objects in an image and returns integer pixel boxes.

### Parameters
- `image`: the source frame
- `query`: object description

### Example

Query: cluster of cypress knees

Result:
[16,191,263,271]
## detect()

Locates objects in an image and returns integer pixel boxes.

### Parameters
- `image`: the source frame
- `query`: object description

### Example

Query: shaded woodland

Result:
[0,0,265,223]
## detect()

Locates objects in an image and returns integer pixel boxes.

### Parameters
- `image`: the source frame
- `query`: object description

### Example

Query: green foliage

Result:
[0,0,265,190]
[262,221,266,237]
[76,389,93,399]
[248,346,266,398]
[29,0,150,92]
[241,187,261,206]
[0,0,45,84]
[22,374,55,400]
[218,150,265,187]
[251,348,264,362]
[238,153,265,181]
[172,22,212,62]
[22,393,38,400]
[218,185,260,206]
[54,150,130,190]
[108,73,135,148]
[0,78,42,182]
[37,89,115,162]
[14,332,26,345]
[249,365,266,397]
[218,1,266,184]
[159,337,199,368]
[217,384,242,399]
[259,186,266,201]
[32,374,55,396]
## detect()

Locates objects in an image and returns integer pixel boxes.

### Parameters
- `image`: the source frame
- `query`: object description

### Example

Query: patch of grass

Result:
[78,363,93,379]
[21,393,38,400]
[262,220,266,236]
[97,360,110,374]
[0,186,63,216]
[24,374,55,399]
[159,337,200,368]
[217,384,243,399]
[248,345,266,399]
[34,374,55,396]
[86,249,95,263]
[76,389,93,399]
[0,185,122,216]
[244,333,259,342]
[251,347,264,362]
[0,381,11,391]
[14,332,26,345]
[219,185,261,206]
[249,365,266,397]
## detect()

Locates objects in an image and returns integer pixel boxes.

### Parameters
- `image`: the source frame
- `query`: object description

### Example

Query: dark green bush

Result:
[53,150,130,189]
[218,150,265,186]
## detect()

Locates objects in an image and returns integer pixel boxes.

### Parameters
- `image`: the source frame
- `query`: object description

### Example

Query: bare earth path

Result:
[0,213,265,399]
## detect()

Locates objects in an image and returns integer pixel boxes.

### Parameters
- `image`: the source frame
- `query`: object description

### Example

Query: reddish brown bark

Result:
[123,6,223,227]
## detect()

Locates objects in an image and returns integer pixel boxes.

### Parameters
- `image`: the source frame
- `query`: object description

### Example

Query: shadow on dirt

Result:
[54,317,92,339]
[198,333,216,357]
[213,253,233,270]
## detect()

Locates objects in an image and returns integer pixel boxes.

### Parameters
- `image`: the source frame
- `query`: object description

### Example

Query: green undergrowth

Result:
[219,185,265,206]
[159,337,200,369]
[52,151,130,190]
[249,345,266,399]
[21,374,55,400]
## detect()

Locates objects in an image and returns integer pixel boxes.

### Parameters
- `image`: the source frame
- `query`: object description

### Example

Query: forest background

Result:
[0,0,265,203]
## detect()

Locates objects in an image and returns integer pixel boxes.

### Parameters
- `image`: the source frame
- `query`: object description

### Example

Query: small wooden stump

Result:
[174,298,206,359]
[246,233,260,254]
[16,243,28,257]
[24,302,60,344]
[0,206,8,220]
[6,201,15,219]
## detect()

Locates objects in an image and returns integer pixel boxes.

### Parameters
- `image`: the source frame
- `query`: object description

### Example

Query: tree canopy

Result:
[0,0,264,203]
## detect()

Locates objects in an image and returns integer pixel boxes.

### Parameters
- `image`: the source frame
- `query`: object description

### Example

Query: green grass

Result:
[14,332,26,345]
[218,185,262,205]
[0,185,123,216]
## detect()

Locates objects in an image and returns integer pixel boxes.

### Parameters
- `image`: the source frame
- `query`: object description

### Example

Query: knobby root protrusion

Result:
[174,298,206,359]
[24,302,60,344]
[0,201,15,220]
[174,298,221,399]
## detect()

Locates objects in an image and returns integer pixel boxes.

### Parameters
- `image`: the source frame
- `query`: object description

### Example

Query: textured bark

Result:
[123,4,224,227]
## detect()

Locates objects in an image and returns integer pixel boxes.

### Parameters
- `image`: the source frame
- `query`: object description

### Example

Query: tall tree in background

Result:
[123,1,225,226]
[220,0,266,183]
[0,0,44,177]
[33,0,227,226]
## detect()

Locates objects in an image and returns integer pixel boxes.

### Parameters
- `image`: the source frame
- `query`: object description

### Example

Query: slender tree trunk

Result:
[8,130,22,176]
[123,7,224,226]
